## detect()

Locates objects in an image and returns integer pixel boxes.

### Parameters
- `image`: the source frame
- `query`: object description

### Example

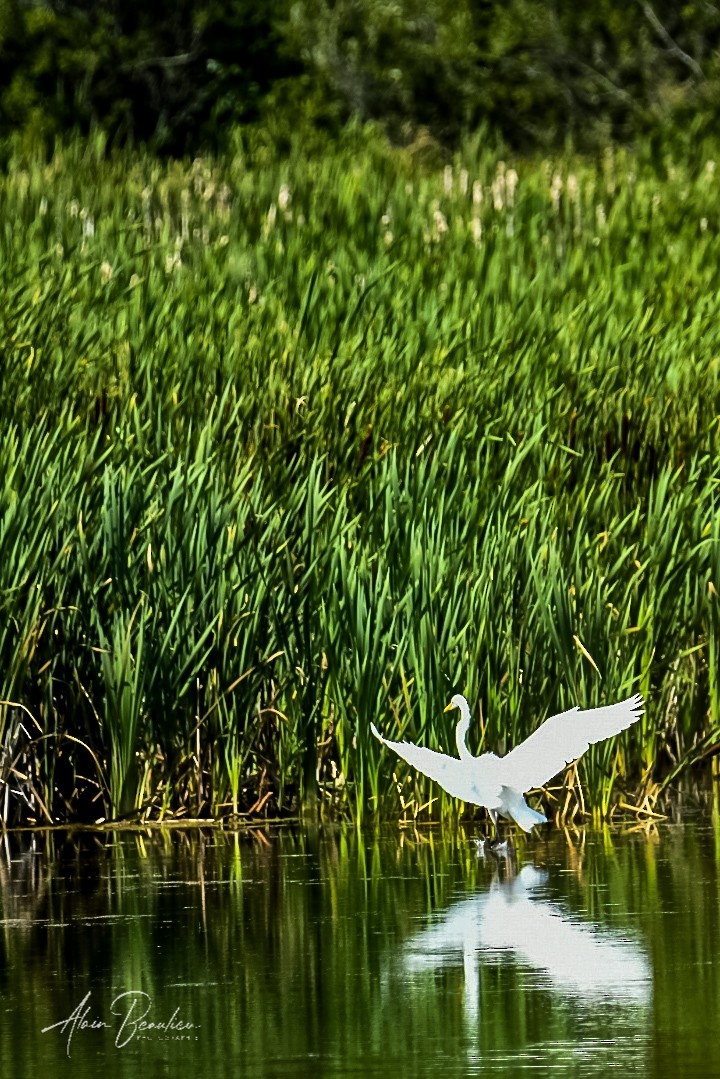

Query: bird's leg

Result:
[488,808,511,855]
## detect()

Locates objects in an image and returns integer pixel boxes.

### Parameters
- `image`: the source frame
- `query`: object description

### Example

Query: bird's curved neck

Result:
[455,700,473,760]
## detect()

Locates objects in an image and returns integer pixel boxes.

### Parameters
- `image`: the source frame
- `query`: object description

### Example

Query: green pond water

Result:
[1,820,719,1077]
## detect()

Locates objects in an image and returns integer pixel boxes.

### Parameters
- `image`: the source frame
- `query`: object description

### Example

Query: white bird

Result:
[370,692,644,834]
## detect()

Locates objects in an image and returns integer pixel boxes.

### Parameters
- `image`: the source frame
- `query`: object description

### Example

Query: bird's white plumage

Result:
[500,693,644,792]
[370,692,644,833]
[370,723,503,806]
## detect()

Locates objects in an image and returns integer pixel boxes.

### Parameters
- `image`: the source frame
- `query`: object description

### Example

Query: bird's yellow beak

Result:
[443,701,454,712]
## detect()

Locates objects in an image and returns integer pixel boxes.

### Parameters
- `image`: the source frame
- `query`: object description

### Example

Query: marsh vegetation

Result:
[2,133,720,823]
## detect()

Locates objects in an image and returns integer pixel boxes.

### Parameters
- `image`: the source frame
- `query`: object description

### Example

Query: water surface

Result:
[1,821,718,1077]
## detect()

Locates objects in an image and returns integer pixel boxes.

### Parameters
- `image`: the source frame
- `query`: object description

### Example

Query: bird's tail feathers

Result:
[370,722,383,742]
[500,787,547,833]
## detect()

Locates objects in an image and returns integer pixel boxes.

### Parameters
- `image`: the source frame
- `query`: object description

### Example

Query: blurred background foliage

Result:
[2,0,720,154]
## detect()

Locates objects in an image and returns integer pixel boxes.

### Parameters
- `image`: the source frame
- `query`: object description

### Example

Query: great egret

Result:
[370,692,644,834]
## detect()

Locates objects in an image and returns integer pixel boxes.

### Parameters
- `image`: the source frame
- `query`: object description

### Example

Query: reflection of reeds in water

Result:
[0,825,719,1074]
[2,140,720,825]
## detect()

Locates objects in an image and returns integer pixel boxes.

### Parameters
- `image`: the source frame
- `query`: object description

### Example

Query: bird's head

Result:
[443,693,467,713]
[444,693,472,757]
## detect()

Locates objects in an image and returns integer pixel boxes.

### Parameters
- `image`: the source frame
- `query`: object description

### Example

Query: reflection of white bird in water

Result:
[371,692,644,834]
[404,864,652,1018]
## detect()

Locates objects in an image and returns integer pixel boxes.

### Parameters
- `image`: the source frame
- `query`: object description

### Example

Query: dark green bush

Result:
[0,0,298,152]
[1,2,720,163]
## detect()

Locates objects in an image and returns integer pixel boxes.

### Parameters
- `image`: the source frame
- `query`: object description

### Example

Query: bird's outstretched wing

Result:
[500,694,644,792]
[370,723,462,787]
[370,722,504,806]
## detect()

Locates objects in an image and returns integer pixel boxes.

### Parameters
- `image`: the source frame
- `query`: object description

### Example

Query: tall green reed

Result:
[2,132,720,823]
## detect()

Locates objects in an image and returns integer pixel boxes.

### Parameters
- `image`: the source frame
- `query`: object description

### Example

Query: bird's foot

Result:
[473,834,511,857]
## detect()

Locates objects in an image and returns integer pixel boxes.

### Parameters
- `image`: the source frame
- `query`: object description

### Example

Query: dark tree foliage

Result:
[466,0,720,146]
[0,0,298,151]
[1,0,720,151]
